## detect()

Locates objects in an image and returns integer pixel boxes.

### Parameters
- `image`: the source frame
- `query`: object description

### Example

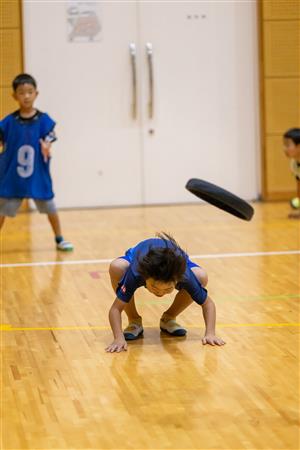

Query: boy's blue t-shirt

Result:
[116,238,208,305]
[0,110,57,200]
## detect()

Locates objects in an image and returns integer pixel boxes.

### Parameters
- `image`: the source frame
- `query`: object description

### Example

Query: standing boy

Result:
[0,73,73,250]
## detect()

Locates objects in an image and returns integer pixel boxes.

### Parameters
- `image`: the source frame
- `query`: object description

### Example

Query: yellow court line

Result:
[1,323,299,331]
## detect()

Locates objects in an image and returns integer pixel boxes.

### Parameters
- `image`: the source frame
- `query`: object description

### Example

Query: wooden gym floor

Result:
[1,201,299,450]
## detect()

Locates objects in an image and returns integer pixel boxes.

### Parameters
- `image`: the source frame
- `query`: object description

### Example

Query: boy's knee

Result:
[192,267,208,287]
[109,259,118,278]
[109,258,129,291]
[109,258,129,278]
[200,271,208,287]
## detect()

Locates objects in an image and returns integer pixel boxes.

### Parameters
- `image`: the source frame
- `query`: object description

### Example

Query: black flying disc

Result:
[185,178,254,221]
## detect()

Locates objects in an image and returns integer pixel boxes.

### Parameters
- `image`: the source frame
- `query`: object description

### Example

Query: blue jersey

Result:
[0,110,57,200]
[116,238,208,305]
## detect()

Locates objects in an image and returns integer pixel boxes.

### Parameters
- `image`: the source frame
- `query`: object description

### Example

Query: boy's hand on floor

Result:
[105,338,128,353]
[202,334,226,346]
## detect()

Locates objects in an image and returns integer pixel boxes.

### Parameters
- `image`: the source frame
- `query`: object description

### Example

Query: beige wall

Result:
[22,1,260,207]
[259,0,300,200]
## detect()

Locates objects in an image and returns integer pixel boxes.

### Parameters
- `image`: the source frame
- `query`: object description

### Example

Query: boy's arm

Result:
[105,298,128,353]
[40,128,57,163]
[201,296,225,346]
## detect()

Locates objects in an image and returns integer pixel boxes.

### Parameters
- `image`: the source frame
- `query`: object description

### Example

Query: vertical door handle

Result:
[146,42,154,119]
[129,43,137,119]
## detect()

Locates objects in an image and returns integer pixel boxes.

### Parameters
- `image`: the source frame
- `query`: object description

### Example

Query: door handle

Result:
[146,42,154,119]
[129,42,137,119]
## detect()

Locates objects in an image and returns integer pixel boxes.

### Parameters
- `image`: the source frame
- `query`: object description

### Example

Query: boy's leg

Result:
[47,212,73,251]
[109,258,143,339]
[34,200,72,250]
[109,258,129,290]
[47,211,62,236]
[163,266,207,318]
[195,266,208,287]
[163,289,194,319]
[34,200,73,250]
[160,266,208,336]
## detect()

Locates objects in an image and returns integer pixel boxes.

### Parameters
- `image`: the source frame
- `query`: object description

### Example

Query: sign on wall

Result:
[66,1,102,42]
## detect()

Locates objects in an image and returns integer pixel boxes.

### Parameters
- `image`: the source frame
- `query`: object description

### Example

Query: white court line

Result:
[0,249,299,268]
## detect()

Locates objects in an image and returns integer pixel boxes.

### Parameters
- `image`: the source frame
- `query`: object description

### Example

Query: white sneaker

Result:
[56,240,74,251]
[124,320,144,340]
[160,316,187,336]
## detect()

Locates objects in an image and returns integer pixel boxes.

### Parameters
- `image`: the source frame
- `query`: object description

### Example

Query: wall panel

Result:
[265,79,300,133]
[260,0,300,200]
[0,0,27,210]
[0,0,23,117]
[0,87,17,114]
[264,21,300,77]
[0,29,22,88]
[263,0,300,20]
[0,0,20,28]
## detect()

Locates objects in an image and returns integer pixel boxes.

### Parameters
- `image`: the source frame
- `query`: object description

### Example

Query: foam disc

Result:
[185,178,254,221]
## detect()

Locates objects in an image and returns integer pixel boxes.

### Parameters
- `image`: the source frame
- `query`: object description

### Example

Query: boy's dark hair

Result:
[137,232,187,282]
[12,73,37,92]
[283,128,300,145]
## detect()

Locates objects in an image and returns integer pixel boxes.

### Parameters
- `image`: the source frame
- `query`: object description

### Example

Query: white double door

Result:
[23,1,259,208]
